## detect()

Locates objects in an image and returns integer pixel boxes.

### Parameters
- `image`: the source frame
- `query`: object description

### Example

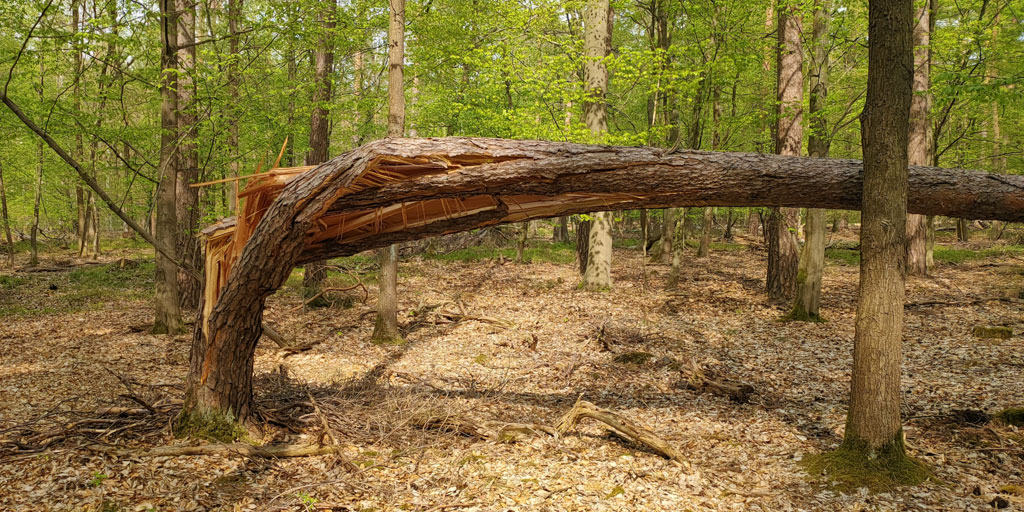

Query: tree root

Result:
[555,399,683,461]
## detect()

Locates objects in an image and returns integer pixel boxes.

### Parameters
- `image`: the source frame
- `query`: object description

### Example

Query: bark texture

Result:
[766,2,803,301]
[301,0,336,299]
[176,0,202,308]
[844,0,913,453]
[182,137,1024,426]
[154,0,184,335]
[792,0,830,320]
[905,0,932,276]
[581,0,613,291]
[0,161,13,267]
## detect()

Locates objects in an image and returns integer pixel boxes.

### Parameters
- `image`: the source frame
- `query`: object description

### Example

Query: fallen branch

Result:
[905,296,1024,308]
[87,442,345,458]
[411,300,513,329]
[555,399,683,461]
[291,284,369,312]
[410,413,491,439]
[679,360,755,404]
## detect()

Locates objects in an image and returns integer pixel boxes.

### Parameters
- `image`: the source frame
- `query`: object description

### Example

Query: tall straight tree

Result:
[154,0,185,334]
[765,0,802,301]
[839,0,925,479]
[372,0,404,343]
[0,161,11,267]
[905,0,931,275]
[581,0,614,291]
[176,0,201,308]
[302,0,336,301]
[791,0,830,321]
[226,0,242,213]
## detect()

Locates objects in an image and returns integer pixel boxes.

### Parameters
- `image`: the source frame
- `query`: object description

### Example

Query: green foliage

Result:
[88,471,109,488]
[0,260,154,318]
[934,246,1024,264]
[825,248,860,266]
[801,433,932,492]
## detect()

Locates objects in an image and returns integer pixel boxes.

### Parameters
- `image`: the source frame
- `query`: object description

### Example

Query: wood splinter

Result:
[555,399,683,462]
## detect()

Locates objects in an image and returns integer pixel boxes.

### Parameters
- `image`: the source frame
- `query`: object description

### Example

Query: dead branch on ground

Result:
[679,359,755,403]
[556,399,683,462]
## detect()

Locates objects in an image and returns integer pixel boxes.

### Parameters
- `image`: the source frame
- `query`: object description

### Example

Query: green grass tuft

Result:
[800,433,932,492]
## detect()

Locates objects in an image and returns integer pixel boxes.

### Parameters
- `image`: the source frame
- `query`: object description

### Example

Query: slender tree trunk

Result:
[227,0,241,213]
[843,0,915,462]
[516,222,528,263]
[372,0,404,342]
[791,0,830,320]
[153,0,185,334]
[659,208,675,263]
[30,56,44,267]
[0,162,12,268]
[906,0,932,276]
[72,0,89,256]
[176,0,201,308]
[667,208,688,289]
[581,0,613,291]
[697,207,713,258]
[766,1,803,301]
[956,218,969,242]
[302,0,336,302]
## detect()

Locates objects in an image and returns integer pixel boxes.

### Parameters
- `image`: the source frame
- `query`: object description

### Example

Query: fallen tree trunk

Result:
[182,137,1024,430]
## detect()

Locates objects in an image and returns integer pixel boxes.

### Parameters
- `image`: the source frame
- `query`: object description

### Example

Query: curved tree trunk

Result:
[179,137,1024,429]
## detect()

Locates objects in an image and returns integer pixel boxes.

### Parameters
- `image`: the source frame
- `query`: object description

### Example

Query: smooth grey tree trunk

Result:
[581,0,613,291]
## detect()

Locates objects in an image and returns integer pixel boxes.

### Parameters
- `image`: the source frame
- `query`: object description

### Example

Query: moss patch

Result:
[782,305,825,323]
[973,325,1013,339]
[800,433,932,492]
[173,408,251,443]
[995,407,1024,427]
[613,351,655,365]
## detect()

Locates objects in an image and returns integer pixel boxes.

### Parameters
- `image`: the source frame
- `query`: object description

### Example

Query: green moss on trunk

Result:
[173,408,251,443]
[800,431,931,492]
[370,316,405,345]
[996,407,1024,426]
[782,304,825,323]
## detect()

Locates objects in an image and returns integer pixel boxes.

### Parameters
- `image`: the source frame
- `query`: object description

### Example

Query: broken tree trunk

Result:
[182,137,1024,430]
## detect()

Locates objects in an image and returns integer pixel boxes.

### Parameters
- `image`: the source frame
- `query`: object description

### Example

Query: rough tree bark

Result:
[153,0,185,335]
[905,0,931,276]
[176,0,202,308]
[658,207,675,263]
[843,0,917,467]
[581,0,613,291]
[790,0,830,321]
[766,1,802,301]
[372,0,404,343]
[301,0,335,302]
[179,137,1024,429]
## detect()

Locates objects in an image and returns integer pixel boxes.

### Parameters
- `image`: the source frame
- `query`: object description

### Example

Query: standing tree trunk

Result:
[905,0,932,276]
[791,0,830,321]
[667,208,688,289]
[153,0,185,335]
[837,0,924,480]
[302,0,336,303]
[658,208,675,263]
[697,207,714,258]
[176,0,202,309]
[581,0,613,291]
[0,161,13,267]
[226,0,241,213]
[30,56,44,267]
[956,218,969,242]
[372,0,404,343]
[766,1,802,301]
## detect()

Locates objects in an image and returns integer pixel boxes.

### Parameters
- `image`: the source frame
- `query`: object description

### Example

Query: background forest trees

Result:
[1,0,1020,267]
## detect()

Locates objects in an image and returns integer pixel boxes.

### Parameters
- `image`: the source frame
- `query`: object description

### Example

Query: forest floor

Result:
[1,227,1023,511]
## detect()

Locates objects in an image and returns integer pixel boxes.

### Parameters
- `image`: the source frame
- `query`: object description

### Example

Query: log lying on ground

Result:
[679,360,755,403]
[556,400,683,461]
[183,137,1024,429]
[87,442,344,458]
